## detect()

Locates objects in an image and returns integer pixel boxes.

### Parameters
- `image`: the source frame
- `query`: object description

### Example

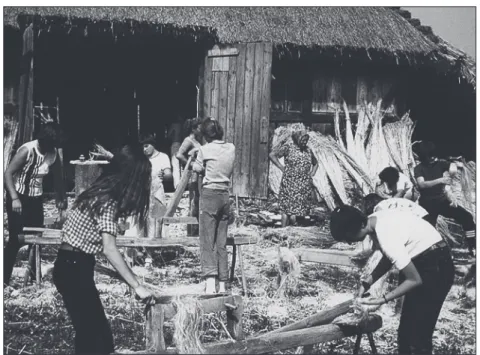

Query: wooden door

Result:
[201,43,273,198]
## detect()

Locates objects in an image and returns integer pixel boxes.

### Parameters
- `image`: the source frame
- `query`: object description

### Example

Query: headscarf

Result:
[291,130,309,147]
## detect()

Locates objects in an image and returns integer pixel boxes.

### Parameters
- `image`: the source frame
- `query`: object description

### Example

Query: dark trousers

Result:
[4,193,44,285]
[398,246,454,355]
[199,188,230,281]
[420,197,476,250]
[53,249,114,355]
[187,179,201,236]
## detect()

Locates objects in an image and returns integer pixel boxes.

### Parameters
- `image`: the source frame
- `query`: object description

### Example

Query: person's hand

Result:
[12,198,22,214]
[134,285,155,305]
[188,148,199,157]
[440,176,451,185]
[158,169,164,180]
[357,296,385,306]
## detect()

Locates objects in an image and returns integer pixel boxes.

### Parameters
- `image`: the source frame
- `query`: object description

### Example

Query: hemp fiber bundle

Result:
[172,296,205,354]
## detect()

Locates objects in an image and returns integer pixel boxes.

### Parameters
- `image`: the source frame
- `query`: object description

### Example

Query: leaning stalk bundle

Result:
[343,100,356,158]
[172,296,205,354]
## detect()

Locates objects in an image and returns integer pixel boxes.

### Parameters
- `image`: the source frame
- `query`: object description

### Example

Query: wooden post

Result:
[146,304,166,352]
[226,296,244,340]
[230,244,237,282]
[367,333,378,354]
[35,245,41,286]
[237,246,247,295]
[353,334,362,355]
[23,245,35,287]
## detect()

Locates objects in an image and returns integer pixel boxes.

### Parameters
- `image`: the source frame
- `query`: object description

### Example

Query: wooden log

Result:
[203,315,382,354]
[35,245,41,286]
[158,294,242,321]
[146,304,166,352]
[20,234,257,247]
[230,244,237,282]
[269,299,353,334]
[208,47,239,57]
[296,249,358,268]
[23,245,34,287]
[227,296,244,340]
[237,246,248,295]
[226,54,237,145]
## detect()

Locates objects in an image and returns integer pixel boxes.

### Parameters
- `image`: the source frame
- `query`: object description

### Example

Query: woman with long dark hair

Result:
[330,205,454,355]
[53,144,154,354]
[4,122,67,285]
[192,118,235,294]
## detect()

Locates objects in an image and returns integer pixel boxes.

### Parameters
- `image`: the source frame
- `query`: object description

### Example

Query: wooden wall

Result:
[201,43,273,199]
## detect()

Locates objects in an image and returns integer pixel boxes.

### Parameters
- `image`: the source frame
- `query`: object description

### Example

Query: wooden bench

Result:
[20,228,257,295]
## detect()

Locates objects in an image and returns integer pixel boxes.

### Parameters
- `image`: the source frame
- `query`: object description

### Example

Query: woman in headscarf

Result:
[269,130,318,227]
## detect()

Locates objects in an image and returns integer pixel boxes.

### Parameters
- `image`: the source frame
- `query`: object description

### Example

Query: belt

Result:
[59,243,84,253]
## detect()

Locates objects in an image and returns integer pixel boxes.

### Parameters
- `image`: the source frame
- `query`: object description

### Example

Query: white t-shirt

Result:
[376,172,413,196]
[373,198,428,219]
[372,210,442,270]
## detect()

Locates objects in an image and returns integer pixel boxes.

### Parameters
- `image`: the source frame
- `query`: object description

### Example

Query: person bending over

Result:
[375,167,414,201]
[53,144,154,354]
[192,118,235,294]
[330,206,454,355]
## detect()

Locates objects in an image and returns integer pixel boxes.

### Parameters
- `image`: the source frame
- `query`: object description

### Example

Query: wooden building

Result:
[4,7,475,199]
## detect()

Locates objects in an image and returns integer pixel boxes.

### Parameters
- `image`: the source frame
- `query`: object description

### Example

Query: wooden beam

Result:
[162,216,198,225]
[208,48,239,57]
[163,156,193,219]
[146,303,166,352]
[296,249,358,268]
[269,299,353,334]
[203,315,382,354]
[19,233,258,247]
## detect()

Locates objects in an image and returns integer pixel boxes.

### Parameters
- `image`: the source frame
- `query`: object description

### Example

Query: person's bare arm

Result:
[102,233,153,300]
[310,152,318,177]
[176,140,193,166]
[393,188,406,198]
[4,147,28,200]
[357,255,392,297]
[416,176,449,189]
[375,184,390,199]
[269,152,285,172]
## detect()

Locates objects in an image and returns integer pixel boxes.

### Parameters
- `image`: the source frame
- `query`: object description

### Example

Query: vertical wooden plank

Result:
[203,57,213,118]
[226,56,237,144]
[257,43,273,198]
[249,43,264,197]
[218,71,229,135]
[197,57,206,118]
[328,76,342,111]
[17,24,35,148]
[226,295,245,340]
[35,245,41,285]
[240,43,256,197]
[210,72,220,119]
[233,44,247,197]
[312,75,329,113]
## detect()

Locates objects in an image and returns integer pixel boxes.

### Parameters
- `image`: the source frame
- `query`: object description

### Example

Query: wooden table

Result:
[20,228,257,294]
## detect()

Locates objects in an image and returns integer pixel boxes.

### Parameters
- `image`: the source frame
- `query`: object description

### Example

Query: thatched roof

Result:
[4,7,437,56]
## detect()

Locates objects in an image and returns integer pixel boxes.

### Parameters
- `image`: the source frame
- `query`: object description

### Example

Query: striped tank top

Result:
[14,140,57,197]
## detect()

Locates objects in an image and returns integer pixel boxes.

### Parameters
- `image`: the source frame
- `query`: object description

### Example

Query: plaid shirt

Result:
[62,200,119,254]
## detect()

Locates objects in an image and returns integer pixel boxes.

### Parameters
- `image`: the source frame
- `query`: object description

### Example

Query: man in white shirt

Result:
[375,167,414,201]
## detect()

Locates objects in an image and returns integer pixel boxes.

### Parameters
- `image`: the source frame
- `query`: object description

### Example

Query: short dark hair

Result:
[184,117,202,134]
[201,117,224,142]
[36,122,64,150]
[329,205,367,242]
[363,193,384,215]
[379,167,400,185]
[139,134,156,146]
[414,141,436,163]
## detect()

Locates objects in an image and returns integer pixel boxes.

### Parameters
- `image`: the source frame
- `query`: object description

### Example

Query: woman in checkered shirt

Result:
[52,144,155,355]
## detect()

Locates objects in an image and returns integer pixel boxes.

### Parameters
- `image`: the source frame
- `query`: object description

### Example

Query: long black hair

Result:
[36,122,64,152]
[414,141,436,164]
[73,144,152,230]
[183,117,202,135]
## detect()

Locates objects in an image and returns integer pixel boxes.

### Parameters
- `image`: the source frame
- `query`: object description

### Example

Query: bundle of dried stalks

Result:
[449,160,476,220]
[172,296,205,354]
[276,246,301,297]
[383,112,416,179]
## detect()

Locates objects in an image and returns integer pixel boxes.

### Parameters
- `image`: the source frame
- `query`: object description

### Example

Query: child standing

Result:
[53,144,154,354]
[192,118,235,294]
[330,206,454,355]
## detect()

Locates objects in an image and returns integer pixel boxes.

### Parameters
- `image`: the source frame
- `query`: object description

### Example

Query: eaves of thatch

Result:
[394,7,475,89]
[4,7,438,62]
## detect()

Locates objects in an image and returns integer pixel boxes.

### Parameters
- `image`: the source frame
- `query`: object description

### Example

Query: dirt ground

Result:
[3,196,476,354]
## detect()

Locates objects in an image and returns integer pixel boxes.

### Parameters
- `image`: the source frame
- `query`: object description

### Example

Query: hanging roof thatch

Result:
[4,7,437,56]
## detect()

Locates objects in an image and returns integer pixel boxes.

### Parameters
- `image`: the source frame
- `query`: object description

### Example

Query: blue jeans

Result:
[199,188,230,281]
